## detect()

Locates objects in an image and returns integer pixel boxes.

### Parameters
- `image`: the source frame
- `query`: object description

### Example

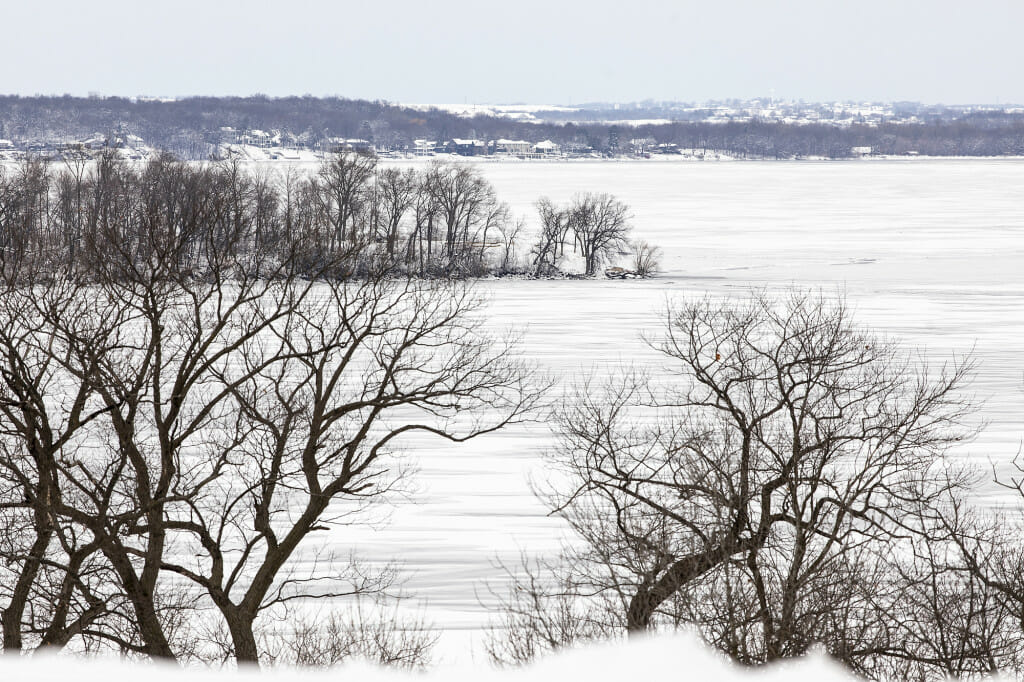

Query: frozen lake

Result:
[12,156,1014,659]
[319,159,1024,660]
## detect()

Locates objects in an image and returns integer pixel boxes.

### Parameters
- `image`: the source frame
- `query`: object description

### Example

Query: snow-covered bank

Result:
[0,632,858,682]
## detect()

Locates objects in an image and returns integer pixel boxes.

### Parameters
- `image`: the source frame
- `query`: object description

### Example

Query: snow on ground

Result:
[0,631,859,682]
[219,143,320,162]
[584,117,676,126]
[401,103,580,121]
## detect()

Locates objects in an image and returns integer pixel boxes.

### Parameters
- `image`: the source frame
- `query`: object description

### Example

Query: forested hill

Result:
[0,95,573,156]
[3,94,1024,159]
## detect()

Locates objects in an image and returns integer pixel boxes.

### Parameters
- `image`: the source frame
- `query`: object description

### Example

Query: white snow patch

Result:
[0,632,858,682]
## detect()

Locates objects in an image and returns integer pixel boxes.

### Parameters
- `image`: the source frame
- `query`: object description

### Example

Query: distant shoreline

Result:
[6,151,1024,167]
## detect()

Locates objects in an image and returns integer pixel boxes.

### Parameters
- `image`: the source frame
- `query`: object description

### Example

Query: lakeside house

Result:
[448,138,487,156]
[413,139,439,156]
[326,138,375,154]
[533,139,559,155]
[494,139,533,154]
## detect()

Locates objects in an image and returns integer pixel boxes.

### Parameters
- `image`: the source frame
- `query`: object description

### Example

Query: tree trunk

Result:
[102,542,176,659]
[2,500,55,650]
[625,538,756,633]
[225,609,260,666]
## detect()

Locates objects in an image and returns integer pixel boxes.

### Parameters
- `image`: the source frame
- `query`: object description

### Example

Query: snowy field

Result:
[293,158,1024,662]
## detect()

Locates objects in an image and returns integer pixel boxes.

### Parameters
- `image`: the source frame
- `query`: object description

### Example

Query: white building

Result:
[495,139,533,155]
[326,138,374,154]
[533,140,560,155]
[246,129,274,148]
[412,139,437,156]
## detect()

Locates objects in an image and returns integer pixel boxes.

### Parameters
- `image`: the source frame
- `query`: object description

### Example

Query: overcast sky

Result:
[4,0,1023,105]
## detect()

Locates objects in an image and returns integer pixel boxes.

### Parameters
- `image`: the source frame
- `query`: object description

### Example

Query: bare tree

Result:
[0,274,128,653]
[424,161,498,274]
[495,216,525,275]
[406,172,438,275]
[314,151,377,251]
[531,198,570,277]
[374,166,417,256]
[568,193,631,276]
[874,524,1020,678]
[493,291,974,671]
[933,455,1024,678]
[155,272,540,664]
[0,158,53,275]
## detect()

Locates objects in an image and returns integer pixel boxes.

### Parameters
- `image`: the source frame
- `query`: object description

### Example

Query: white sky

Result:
[3,0,1023,104]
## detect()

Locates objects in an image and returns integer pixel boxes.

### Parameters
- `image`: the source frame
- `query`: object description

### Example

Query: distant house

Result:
[412,139,438,156]
[562,142,595,156]
[326,138,375,154]
[851,146,872,156]
[247,129,273,148]
[448,138,486,156]
[219,126,240,143]
[0,139,12,149]
[82,134,107,149]
[533,140,559,156]
[494,139,533,155]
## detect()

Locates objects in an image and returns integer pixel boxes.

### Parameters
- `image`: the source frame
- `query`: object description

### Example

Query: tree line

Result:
[0,153,638,280]
[626,117,1024,158]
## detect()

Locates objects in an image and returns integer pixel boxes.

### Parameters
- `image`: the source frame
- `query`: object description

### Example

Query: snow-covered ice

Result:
[314,158,1024,661]
[4,158,1022,675]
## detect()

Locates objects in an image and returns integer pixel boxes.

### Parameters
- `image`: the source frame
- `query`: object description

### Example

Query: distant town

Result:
[416,97,1024,127]
[3,95,1024,161]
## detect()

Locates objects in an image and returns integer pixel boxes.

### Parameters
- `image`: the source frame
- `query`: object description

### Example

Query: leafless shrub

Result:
[631,240,662,277]
[265,598,437,671]
[483,554,623,666]
[496,217,525,275]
